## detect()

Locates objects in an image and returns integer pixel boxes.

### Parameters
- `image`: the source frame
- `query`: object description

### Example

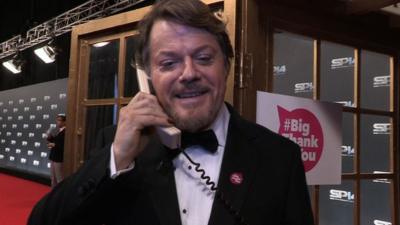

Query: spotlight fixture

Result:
[34,45,56,63]
[2,53,23,74]
[93,41,110,48]
[2,59,22,74]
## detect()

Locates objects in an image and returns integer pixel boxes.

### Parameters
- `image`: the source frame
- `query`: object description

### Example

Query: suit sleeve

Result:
[27,144,140,225]
[283,144,314,225]
[52,131,65,154]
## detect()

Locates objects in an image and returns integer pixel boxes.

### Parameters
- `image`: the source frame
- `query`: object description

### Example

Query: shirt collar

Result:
[208,103,230,148]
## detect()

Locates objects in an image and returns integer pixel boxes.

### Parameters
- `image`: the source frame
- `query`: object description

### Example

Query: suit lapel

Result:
[208,110,258,225]
[145,143,182,225]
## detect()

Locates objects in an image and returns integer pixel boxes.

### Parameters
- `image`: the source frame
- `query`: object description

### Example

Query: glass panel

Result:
[273,31,314,99]
[360,114,391,173]
[361,179,393,225]
[360,51,391,111]
[124,35,140,97]
[84,105,116,160]
[320,41,355,107]
[342,113,354,173]
[88,40,119,99]
[319,180,355,225]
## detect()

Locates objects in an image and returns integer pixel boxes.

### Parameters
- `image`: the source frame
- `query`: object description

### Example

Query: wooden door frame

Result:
[236,1,399,224]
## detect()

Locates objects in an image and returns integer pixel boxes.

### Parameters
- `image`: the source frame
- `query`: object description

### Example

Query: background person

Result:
[47,114,66,187]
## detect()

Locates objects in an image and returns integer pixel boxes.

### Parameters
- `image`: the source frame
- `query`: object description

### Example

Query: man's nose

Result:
[179,57,199,82]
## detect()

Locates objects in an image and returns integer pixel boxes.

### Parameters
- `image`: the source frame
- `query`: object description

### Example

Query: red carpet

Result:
[0,173,50,225]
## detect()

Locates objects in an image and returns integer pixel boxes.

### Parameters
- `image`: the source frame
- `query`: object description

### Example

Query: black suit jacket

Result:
[48,129,65,162]
[28,104,314,225]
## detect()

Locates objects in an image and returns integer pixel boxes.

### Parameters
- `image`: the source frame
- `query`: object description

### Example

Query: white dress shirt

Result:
[110,104,230,225]
[173,104,230,225]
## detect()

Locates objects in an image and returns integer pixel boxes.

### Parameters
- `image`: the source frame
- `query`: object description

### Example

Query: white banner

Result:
[256,91,342,185]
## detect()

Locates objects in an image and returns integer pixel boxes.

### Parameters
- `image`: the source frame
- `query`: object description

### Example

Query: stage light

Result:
[2,58,22,74]
[93,41,110,48]
[34,45,56,63]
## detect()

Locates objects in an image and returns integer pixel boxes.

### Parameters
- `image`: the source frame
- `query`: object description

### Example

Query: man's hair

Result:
[56,114,66,121]
[136,0,234,73]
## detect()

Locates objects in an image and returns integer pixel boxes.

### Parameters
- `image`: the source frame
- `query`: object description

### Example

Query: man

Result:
[47,114,66,187]
[29,0,314,224]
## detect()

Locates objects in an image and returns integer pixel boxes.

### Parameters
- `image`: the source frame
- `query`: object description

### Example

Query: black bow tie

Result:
[159,130,218,174]
[181,130,219,153]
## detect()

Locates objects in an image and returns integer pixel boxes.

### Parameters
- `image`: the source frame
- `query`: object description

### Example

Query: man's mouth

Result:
[176,90,207,99]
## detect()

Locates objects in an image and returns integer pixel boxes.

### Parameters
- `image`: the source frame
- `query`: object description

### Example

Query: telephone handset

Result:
[136,66,181,149]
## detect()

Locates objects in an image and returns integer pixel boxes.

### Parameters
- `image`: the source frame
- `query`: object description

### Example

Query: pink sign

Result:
[277,106,324,172]
[257,91,342,185]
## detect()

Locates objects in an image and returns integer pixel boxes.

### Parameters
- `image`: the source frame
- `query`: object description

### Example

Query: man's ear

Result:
[224,65,230,80]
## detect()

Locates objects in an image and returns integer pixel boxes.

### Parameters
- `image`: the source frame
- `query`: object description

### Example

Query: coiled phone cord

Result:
[180,150,249,225]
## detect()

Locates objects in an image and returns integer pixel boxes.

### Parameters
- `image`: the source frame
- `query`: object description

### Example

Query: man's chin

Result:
[172,111,212,132]
[173,105,206,118]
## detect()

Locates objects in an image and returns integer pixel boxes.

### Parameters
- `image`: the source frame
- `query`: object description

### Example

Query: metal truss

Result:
[0,0,147,60]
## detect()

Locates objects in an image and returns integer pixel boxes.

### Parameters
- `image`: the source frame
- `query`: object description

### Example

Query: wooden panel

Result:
[263,3,400,54]
[250,0,399,15]
[234,0,268,121]
[64,28,80,176]
[345,0,400,14]
[223,0,237,105]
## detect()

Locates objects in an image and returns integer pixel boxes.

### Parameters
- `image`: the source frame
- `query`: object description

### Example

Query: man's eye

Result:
[196,55,213,65]
[160,60,176,69]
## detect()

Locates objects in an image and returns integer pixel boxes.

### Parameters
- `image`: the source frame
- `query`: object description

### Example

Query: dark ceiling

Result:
[1,0,400,44]
[0,0,88,43]
[0,0,399,91]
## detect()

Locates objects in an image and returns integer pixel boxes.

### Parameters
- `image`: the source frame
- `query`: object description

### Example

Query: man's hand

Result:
[47,143,55,149]
[112,92,172,170]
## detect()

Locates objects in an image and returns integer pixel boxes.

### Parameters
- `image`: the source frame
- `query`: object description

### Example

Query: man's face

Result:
[56,117,65,128]
[149,20,227,132]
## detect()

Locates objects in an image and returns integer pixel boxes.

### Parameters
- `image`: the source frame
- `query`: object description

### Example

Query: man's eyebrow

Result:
[155,45,217,57]
[191,45,217,54]
[156,51,180,58]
